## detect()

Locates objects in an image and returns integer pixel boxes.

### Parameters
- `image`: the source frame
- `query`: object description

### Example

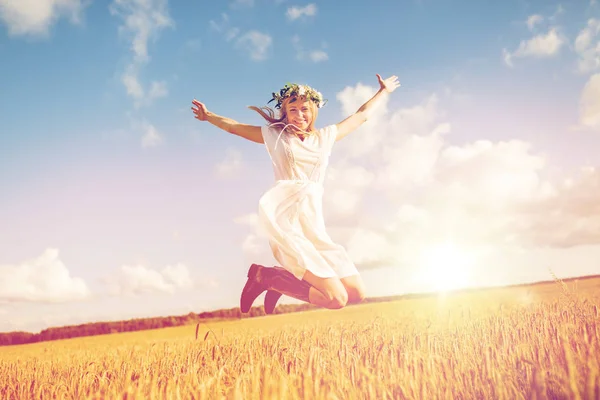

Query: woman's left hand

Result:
[377,74,401,93]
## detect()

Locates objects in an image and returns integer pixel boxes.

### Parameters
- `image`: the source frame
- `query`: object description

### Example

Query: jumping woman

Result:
[191,74,400,314]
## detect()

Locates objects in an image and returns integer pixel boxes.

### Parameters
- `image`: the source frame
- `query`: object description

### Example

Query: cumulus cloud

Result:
[234,213,268,256]
[291,35,328,63]
[0,0,86,37]
[0,249,90,303]
[107,263,196,296]
[574,18,600,74]
[309,50,328,62]
[325,163,374,217]
[140,121,163,148]
[333,82,390,158]
[526,14,543,31]
[235,30,272,61]
[109,0,173,63]
[246,80,600,270]
[110,0,173,106]
[503,27,565,67]
[215,148,243,178]
[286,3,317,21]
[122,65,168,108]
[209,13,239,42]
[210,16,270,61]
[510,167,600,248]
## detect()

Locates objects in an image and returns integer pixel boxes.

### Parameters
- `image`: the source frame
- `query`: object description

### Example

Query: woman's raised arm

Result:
[191,99,264,144]
[335,74,400,141]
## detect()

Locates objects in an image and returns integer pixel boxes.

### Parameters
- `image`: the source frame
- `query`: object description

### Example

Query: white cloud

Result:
[234,213,268,256]
[526,14,543,31]
[503,27,565,67]
[141,121,163,147]
[109,0,173,63]
[121,66,168,108]
[236,30,272,61]
[309,50,328,62]
[286,3,317,21]
[291,35,328,63]
[574,18,600,74]
[0,249,90,303]
[517,28,565,56]
[333,82,390,159]
[211,17,270,61]
[148,80,168,99]
[325,164,374,217]
[503,48,514,67]
[512,167,600,248]
[549,4,564,21]
[237,77,600,272]
[108,263,194,296]
[580,73,600,129]
[345,228,397,269]
[122,66,144,99]
[375,122,446,189]
[209,13,228,32]
[209,13,239,42]
[215,148,243,178]
[110,0,173,106]
[0,0,86,37]
[161,263,194,289]
[225,27,240,41]
[326,83,599,267]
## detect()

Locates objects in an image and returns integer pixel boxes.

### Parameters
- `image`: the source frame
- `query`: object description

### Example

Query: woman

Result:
[191,74,400,314]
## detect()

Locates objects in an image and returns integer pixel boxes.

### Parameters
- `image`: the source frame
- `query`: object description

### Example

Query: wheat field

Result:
[1,278,599,399]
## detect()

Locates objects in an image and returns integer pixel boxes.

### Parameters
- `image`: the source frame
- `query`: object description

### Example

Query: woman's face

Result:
[285,97,313,131]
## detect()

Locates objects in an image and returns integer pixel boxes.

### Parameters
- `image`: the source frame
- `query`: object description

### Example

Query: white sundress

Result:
[258,123,359,280]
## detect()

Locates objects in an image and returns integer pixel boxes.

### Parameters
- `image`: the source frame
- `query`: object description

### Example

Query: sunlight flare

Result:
[417,241,475,292]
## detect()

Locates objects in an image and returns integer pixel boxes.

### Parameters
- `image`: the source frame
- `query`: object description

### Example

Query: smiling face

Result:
[284,96,316,133]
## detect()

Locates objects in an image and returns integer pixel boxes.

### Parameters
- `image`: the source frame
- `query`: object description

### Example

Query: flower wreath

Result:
[268,83,327,109]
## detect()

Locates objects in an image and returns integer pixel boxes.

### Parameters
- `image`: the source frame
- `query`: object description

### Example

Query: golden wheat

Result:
[1,279,599,399]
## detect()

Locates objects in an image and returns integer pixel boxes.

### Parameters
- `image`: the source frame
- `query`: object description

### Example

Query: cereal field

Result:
[1,277,599,399]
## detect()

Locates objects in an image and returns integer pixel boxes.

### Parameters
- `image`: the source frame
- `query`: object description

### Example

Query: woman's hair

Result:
[248,96,319,136]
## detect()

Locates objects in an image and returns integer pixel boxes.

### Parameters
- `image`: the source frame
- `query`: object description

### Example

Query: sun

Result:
[417,241,474,293]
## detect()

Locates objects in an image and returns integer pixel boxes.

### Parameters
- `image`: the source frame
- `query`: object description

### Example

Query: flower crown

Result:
[268,83,327,109]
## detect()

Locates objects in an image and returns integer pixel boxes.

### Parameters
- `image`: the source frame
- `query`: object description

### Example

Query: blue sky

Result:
[1,0,599,333]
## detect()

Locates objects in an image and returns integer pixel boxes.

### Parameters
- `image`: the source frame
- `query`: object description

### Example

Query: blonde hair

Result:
[249,96,319,136]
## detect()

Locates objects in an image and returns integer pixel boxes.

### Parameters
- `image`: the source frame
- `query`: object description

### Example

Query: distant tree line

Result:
[0,302,317,347]
[1,274,595,347]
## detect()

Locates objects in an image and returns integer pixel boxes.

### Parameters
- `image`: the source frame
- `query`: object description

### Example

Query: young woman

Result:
[191,74,400,314]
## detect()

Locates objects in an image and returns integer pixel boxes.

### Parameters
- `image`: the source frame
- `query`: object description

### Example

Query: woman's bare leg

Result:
[242,264,349,313]
[340,274,366,304]
[301,270,348,309]
[264,269,355,313]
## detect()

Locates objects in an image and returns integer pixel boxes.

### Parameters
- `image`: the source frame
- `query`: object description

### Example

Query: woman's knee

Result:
[347,287,366,303]
[324,289,348,309]
[342,276,366,304]
[301,271,349,309]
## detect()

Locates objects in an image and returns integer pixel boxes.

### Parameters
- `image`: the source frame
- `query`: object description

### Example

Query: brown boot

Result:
[264,290,282,314]
[264,266,286,314]
[240,264,312,313]
[240,263,267,313]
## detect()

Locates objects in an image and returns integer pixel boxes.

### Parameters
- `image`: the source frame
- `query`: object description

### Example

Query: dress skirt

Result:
[258,179,359,280]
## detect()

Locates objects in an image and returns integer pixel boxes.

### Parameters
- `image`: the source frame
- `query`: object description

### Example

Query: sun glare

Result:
[417,241,475,293]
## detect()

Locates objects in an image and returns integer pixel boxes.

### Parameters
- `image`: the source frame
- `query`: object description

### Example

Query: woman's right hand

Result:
[191,99,209,121]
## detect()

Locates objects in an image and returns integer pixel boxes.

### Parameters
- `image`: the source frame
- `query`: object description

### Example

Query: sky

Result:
[1,0,599,333]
